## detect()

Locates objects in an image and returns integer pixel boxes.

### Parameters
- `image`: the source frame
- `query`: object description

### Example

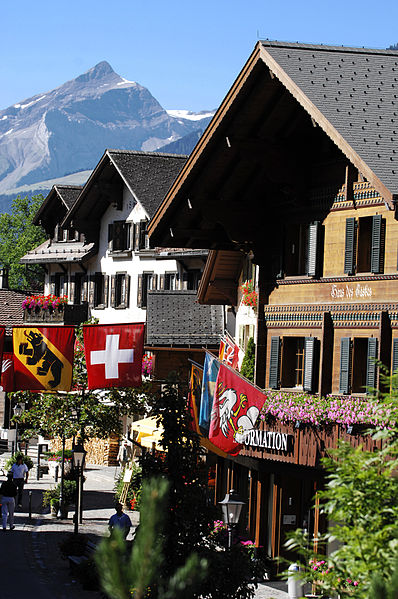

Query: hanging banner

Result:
[219,334,239,370]
[188,362,228,458]
[199,352,220,434]
[13,326,75,391]
[209,363,267,455]
[83,323,145,389]
[0,352,14,392]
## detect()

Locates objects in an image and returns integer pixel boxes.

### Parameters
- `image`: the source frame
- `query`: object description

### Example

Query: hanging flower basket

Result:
[240,280,258,309]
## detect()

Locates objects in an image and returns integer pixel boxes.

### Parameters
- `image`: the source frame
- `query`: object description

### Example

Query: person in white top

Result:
[10,456,28,508]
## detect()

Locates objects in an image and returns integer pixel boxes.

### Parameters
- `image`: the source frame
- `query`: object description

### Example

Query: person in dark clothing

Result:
[0,472,17,530]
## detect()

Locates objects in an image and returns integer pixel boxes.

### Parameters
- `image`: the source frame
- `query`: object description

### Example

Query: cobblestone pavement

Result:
[0,461,288,598]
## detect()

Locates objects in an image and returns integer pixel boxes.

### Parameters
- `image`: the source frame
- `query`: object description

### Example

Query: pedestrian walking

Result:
[108,502,132,539]
[0,472,17,530]
[10,456,28,507]
[117,441,132,470]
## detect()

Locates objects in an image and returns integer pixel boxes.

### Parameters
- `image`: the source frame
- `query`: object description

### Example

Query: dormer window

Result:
[54,224,79,242]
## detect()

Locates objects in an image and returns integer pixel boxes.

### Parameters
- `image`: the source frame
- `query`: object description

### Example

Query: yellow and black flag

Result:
[13,326,75,392]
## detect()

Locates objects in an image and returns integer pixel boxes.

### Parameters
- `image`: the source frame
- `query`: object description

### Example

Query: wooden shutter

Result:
[392,338,398,374]
[182,272,189,290]
[70,275,75,304]
[159,274,165,290]
[49,275,56,295]
[113,221,125,251]
[110,275,116,308]
[371,214,383,274]
[307,222,321,277]
[139,220,147,249]
[134,223,140,251]
[269,337,280,389]
[103,275,109,307]
[152,274,158,290]
[125,275,131,308]
[303,337,317,392]
[366,338,378,394]
[344,217,356,275]
[88,276,95,308]
[81,276,88,303]
[137,274,143,308]
[129,222,135,250]
[108,223,113,251]
[339,337,351,394]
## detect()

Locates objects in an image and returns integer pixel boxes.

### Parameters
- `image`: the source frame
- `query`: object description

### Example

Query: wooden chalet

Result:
[148,41,398,561]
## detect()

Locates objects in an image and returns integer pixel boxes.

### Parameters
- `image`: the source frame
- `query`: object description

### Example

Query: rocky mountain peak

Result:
[75,61,116,84]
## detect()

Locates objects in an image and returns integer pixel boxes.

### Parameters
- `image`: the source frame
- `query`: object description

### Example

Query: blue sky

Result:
[1,0,398,112]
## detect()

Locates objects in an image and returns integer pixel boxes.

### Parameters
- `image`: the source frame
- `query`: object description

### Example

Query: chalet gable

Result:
[148,42,398,256]
[33,185,82,237]
[63,149,187,243]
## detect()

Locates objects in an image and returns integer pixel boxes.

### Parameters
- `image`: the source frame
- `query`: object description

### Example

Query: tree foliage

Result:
[96,477,208,599]
[286,371,398,598]
[240,337,255,382]
[138,379,265,599]
[0,194,46,290]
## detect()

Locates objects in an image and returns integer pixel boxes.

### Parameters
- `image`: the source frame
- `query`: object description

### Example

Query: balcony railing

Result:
[23,303,88,326]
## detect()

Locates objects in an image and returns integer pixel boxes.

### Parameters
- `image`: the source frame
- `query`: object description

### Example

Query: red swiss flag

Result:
[83,324,145,389]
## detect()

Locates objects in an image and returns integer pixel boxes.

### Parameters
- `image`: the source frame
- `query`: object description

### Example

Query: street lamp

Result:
[219,489,245,548]
[72,441,86,535]
[13,403,23,454]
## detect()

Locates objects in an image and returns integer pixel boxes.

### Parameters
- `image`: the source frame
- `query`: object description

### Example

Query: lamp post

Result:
[72,441,86,535]
[57,435,66,519]
[13,403,23,454]
[219,489,245,548]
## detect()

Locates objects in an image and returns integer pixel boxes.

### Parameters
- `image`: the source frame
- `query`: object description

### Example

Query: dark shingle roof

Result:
[108,150,187,218]
[261,41,398,195]
[56,185,83,209]
[0,289,26,334]
[146,290,223,346]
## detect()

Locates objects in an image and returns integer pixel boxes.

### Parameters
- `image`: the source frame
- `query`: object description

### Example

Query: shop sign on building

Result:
[243,428,292,452]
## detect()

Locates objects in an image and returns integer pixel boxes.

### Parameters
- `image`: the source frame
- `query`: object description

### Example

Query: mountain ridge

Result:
[0,61,214,197]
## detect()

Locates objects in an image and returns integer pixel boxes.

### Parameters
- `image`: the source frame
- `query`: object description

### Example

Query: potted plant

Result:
[42,479,77,518]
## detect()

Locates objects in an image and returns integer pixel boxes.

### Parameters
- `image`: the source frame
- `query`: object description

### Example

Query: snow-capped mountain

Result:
[0,61,213,195]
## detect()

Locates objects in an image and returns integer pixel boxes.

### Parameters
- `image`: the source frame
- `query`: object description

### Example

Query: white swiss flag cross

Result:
[83,324,145,389]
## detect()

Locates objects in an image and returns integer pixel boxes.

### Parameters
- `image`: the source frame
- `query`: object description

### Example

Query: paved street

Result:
[0,462,288,599]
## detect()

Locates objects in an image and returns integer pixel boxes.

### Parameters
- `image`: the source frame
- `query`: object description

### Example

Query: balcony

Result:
[146,290,223,347]
[23,303,89,326]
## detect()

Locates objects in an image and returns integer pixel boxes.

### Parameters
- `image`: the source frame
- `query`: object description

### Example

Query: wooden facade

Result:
[148,42,398,560]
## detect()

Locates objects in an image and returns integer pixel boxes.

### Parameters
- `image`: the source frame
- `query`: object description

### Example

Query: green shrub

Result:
[42,479,77,507]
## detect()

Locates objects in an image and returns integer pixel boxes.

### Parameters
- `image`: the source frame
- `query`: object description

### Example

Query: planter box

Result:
[24,307,64,323]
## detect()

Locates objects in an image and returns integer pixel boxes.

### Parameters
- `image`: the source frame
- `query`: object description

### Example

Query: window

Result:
[283,222,322,277]
[164,272,178,290]
[268,336,319,392]
[238,324,255,353]
[137,272,157,308]
[108,221,131,252]
[339,337,377,394]
[71,272,86,304]
[110,273,130,309]
[133,220,149,251]
[181,269,201,290]
[344,215,384,275]
[88,273,108,308]
[50,273,67,297]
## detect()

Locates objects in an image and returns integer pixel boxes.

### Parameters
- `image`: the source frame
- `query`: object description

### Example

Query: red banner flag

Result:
[0,352,14,392]
[219,335,239,370]
[209,363,267,455]
[13,326,75,391]
[83,323,145,389]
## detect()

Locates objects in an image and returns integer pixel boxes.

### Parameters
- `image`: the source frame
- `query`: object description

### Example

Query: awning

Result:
[131,417,164,451]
